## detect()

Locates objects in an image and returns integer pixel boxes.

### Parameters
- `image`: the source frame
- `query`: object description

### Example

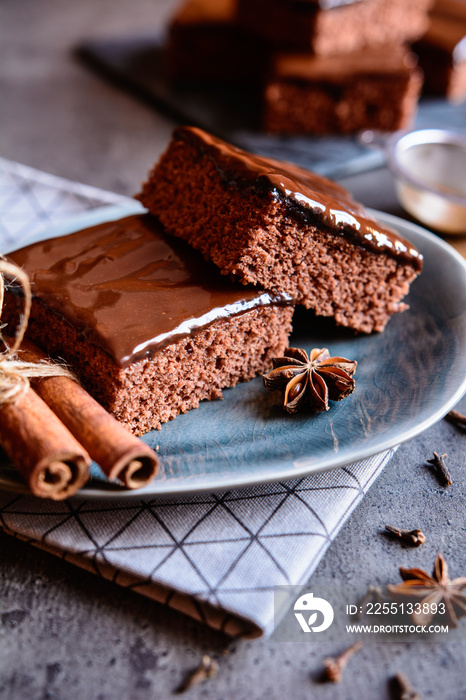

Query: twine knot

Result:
[0,258,75,404]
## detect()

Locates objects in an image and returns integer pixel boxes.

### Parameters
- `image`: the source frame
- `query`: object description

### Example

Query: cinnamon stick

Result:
[19,340,159,489]
[0,387,90,500]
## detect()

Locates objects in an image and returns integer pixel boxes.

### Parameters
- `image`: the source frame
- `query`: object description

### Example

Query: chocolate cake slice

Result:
[138,126,423,334]
[263,45,423,134]
[236,0,432,55]
[6,214,294,435]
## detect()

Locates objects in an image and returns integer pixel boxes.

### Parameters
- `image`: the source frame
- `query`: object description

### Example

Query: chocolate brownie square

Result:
[236,0,432,55]
[6,214,294,435]
[263,45,423,134]
[138,126,423,334]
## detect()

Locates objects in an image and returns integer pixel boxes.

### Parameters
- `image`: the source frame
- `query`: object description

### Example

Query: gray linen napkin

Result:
[0,158,395,637]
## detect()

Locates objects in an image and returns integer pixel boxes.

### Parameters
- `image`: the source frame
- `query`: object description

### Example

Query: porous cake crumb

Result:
[138,127,423,334]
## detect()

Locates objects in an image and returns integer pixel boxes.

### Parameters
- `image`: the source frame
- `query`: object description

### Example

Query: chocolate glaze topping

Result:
[273,45,419,82]
[8,215,292,368]
[175,126,423,270]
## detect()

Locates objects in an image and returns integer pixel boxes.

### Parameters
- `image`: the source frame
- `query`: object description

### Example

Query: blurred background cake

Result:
[165,0,438,134]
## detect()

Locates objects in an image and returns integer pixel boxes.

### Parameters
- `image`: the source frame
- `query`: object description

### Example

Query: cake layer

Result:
[8,214,291,368]
[14,297,294,435]
[263,45,423,134]
[138,126,423,333]
[6,214,294,434]
[236,0,432,55]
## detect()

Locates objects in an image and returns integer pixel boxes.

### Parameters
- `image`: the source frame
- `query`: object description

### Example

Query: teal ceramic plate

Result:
[1,207,466,499]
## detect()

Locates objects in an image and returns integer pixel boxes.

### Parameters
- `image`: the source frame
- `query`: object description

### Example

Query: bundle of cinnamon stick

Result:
[0,260,158,500]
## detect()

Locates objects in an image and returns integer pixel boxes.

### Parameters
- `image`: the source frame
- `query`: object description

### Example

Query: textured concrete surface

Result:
[1,1,466,698]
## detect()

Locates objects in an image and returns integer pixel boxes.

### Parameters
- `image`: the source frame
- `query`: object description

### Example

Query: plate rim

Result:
[1,207,465,500]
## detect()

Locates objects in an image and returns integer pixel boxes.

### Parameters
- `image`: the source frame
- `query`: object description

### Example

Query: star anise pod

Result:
[263,347,357,414]
[387,553,466,627]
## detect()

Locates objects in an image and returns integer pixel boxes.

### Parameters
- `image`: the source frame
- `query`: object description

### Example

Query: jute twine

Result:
[0,258,76,405]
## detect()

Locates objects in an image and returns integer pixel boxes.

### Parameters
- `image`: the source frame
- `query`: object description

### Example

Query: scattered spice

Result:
[322,641,363,683]
[426,451,452,486]
[387,552,466,626]
[445,409,466,429]
[385,525,426,547]
[263,347,357,414]
[390,671,422,700]
[177,655,219,693]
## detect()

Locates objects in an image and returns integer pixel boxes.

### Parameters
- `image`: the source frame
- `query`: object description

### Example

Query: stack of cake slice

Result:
[166,0,431,134]
[6,128,423,434]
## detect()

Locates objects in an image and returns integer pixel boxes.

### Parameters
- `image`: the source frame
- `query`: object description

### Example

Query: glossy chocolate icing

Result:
[272,45,418,82]
[8,215,292,368]
[175,127,423,270]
